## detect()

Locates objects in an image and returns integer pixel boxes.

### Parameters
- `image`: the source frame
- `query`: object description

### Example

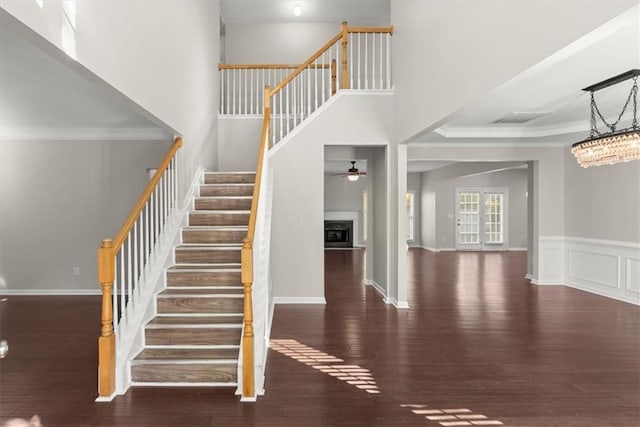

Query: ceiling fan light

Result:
[347,174,359,182]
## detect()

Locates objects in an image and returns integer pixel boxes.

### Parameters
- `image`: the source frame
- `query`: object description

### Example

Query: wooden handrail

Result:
[348,26,394,34]
[112,137,183,252]
[219,63,331,70]
[270,32,343,97]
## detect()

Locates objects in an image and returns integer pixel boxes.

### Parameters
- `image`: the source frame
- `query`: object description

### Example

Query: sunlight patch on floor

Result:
[270,339,380,394]
[401,404,503,426]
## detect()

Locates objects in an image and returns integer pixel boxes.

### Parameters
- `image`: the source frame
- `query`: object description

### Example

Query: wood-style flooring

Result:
[0,249,638,426]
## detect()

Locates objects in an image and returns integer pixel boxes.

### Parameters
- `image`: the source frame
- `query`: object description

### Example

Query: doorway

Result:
[455,187,508,251]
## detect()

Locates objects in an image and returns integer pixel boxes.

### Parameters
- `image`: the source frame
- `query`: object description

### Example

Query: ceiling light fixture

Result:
[572,69,640,168]
[293,4,302,17]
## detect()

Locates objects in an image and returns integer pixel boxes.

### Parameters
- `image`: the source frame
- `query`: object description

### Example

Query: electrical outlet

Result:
[73,267,80,277]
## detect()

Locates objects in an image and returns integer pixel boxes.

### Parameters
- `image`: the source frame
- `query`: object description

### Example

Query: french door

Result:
[455,188,507,251]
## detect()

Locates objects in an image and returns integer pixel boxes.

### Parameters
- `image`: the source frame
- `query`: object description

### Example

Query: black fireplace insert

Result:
[324,220,353,248]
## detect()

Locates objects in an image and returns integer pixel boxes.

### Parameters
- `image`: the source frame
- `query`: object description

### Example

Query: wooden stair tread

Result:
[131,363,237,383]
[168,264,240,270]
[148,315,243,325]
[159,288,243,296]
[135,347,239,361]
[176,245,242,250]
[183,226,248,230]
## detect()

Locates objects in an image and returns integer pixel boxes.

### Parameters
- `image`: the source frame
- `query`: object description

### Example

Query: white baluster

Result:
[314,61,319,110]
[286,85,290,135]
[232,69,236,115]
[350,33,354,89]
[358,33,361,89]
[372,33,376,90]
[386,34,391,89]
[379,32,383,89]
[220,69,225,114]
[119,250,126,324]
[321,52,326,103]
[138,211,144,283]
[365,33,368,90]
[306,66,311,117]
[112,270,119,333]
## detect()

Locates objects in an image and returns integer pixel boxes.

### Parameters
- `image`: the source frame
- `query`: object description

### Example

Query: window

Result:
[362,191,367,242]
[406,192,415,241]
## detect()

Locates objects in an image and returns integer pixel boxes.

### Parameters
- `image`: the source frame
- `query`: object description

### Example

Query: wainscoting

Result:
[537,236,640,305]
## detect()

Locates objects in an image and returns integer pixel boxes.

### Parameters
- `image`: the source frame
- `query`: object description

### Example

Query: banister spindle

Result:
[98,239,116,398]
[341,22,349,90]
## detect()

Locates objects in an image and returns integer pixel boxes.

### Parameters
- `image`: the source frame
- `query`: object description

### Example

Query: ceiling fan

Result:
[332,161,367,181]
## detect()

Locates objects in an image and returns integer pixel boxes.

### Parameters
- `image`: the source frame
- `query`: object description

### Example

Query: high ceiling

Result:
[221,0,390,26]
[425,5,640,144]
[0,11,172,141]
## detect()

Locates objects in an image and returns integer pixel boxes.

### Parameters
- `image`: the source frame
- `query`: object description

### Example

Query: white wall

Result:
[225,23,340,64]
[564,151,640,243]
[370,147,388,294]
[218,117,263,171]
[0,139,171,293]
[1,1,221,196]
[407,172,421,247]
[268,92,393,301]
[390,0,638,143]
[421,167,528,250]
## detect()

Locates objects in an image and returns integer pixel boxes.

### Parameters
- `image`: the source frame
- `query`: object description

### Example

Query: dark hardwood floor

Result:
[0,249,638,426]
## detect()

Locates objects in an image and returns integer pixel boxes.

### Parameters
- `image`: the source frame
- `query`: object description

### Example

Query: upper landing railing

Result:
[235,22,393,401]
[220,22,393,146]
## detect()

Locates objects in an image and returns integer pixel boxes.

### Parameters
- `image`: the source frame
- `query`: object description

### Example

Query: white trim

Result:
[273,297,327,304]
[0,289,102,295]
[385,297,410,309]
[1,127,171,141]
[532,236,640,305]
[508,247,528,251]
[365,279,386,299]
[419,246,439,252]
[410,141,568,148]
[435,121,586,139]
[95,392,117,403]
[131,382,237,387]
[439,247,457,252]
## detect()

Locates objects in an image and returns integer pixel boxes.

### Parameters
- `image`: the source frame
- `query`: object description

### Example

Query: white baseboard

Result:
[365,279,386,299]
[419,246,439,252]
[0,289,102,296]
[439,247,456,252]
[273,297,327,304]
[508,247,528,251]
[385,296,409,309]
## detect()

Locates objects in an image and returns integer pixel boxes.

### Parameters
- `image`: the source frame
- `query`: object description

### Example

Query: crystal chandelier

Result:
[572,69,640,168]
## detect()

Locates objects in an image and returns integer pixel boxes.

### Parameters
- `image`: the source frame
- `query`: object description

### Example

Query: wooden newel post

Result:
[331,59,337,95]
[241,238,255,399]
[97,239,116,398]
[341,21,349,90]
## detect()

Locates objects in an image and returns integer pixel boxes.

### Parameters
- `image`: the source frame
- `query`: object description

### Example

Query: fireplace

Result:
[324,220,353,248]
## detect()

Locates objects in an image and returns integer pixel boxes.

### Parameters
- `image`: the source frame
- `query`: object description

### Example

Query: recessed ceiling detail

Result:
[491,112,553,125]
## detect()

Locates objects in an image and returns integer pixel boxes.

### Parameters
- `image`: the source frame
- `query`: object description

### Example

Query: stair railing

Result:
[220,23,393,146]
[219,64,333,115]
[97,136,182,399]
[238,23,393,401]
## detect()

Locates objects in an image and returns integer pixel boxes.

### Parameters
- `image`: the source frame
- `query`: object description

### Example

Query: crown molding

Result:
[435,120,588,139]
[0,127,172,141]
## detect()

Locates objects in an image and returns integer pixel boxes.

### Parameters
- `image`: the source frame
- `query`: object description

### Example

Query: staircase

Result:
[130,172,255,387]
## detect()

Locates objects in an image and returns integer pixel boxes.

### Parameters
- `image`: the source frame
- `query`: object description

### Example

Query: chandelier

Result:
[572,69,640,168]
